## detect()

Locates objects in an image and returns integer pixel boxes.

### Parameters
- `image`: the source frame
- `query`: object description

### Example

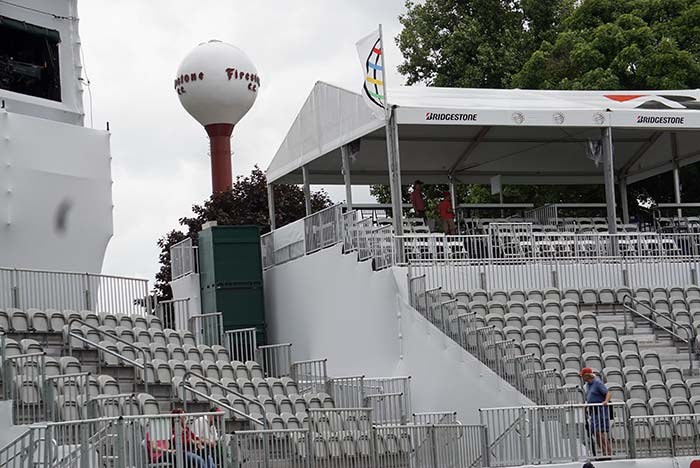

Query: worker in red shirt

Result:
[410,180,426,223]
[438,191,456,235]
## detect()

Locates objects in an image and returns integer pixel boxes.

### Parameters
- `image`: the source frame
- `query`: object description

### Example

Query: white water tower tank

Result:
[175,40,260,192]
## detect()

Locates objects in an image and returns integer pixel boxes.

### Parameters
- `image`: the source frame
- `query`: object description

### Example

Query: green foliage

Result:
[155,166,331,299]
[513,0,700,89]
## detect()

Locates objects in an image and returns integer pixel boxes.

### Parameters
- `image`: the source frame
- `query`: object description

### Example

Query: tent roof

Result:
[266,82,700,186]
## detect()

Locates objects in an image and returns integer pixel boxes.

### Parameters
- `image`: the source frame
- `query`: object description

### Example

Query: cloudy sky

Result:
[77,1,409,281]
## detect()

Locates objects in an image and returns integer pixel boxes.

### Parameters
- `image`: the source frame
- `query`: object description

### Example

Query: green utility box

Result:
[198,224,266,344]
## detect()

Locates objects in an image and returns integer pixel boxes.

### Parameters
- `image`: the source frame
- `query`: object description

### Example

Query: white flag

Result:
[356,28,387,119]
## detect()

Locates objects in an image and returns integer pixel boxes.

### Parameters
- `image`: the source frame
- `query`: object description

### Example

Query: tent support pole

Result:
[341,145,353,211]
[602,127,618,234]
[267,184,276,231]
[302,165,312,216]
[449,177,457,234]
[385,107,404,237]
[672,132,682,218]
[620,178,630,224]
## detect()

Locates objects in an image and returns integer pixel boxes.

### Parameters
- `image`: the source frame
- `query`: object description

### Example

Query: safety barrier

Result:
[86,393,138,418]
[631,413,700,458]
[3,352,46,424]
[0,425,47,468]
[44,372,90,422]
[328,375,366,408]
[189,312,223,347]
[225,327,257,363]
[364,392,405,425]
[341,210,358,253]
[413,411,459,425]
[305,204,344,254]
[257,343,292,378]
[0,267,150,315]
[363,376,412,421]
[291,359,328,394]
[170,237,198,280]
[401,232,700,293]
[231,421,489,468]
[154,297,190,331]
[480,402,630,467]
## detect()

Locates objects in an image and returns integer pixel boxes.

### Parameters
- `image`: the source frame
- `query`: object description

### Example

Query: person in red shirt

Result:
[410,180,426,223]
[438,191,456,235]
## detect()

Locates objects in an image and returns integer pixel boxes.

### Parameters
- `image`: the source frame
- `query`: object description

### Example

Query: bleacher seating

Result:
[0,308,338,432]
[439,285,700,416]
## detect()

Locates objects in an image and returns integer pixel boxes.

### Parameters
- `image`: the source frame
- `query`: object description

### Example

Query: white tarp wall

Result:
[264,244,532,423]
[0,110,113,273]
[0,0,85,126]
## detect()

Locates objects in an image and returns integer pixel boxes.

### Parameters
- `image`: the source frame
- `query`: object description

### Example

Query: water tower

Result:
[175,40,260,193]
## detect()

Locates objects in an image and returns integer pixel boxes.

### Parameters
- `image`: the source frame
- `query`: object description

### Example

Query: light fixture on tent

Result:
[175,40,260,193]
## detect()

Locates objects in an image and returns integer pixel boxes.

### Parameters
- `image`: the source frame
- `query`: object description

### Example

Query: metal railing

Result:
[413,411,459,426]
[188,312,223,346]
[225,327,258,363]
[232,421,489,468]
[170,237,199,280]
[328,375,366,408]
[305,204,344,254]
[154,297,190,331]
[44,372,90,422]
[3,352,46,424]
[622,295,697,374]
[86,393,138,418]
[364,392,405,425]
[363,376,412,421]
[179,369,266,428]
[480,402,629,467]
[401,231,700,292]
[0,267,150,314]
[341,210,358,253]
[257,343,292,378]
[291,359,328,394]
[67,318,148,393]
[0,424,47,468]
[630,413,700,458]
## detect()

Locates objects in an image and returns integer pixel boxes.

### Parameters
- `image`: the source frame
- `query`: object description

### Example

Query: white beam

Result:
[267,184,276,230]
[602,127,618,234]
[302,165,312,216]
[341,145,353,210]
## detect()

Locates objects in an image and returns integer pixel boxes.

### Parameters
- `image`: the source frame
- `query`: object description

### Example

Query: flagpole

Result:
[378,23,390,119]
[378,23,404,238]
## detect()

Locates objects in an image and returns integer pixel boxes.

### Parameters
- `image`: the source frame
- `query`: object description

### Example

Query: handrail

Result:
[180,382,264,428]
[178,370,267,428]
[0,425,47,466]
[67,317,148,393]
[622,294,696,374]
[68,333,146,393]
[187,312,223,345]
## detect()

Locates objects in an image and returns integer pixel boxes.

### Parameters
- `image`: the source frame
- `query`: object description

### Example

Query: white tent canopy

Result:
[267,82,700,186]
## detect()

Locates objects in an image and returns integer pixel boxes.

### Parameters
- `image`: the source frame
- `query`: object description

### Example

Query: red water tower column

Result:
[205,123,234,192]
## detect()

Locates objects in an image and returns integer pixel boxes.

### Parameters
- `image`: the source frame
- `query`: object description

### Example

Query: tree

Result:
[155,166,331,299]
[396,0,574,87]
[513,0,700,90]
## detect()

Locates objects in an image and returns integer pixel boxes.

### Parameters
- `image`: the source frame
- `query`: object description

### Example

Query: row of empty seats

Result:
[0,308,163,334]
[449,286,700,306]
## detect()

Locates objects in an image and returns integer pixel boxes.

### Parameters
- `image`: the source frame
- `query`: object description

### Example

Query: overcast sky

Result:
[77,1,408,281]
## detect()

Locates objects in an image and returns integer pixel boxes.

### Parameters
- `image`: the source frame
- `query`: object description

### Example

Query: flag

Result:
[356,28,387,119]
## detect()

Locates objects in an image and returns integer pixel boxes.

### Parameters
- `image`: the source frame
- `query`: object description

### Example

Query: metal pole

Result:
[620,177,630,224]
[267,183,276,230]
[449,177,458,234]
[672,132,682,218]
[673,164,682,218]
[302,165,312,216]
[341,145,353,210]
[385,107,404,236]
[602,126,618,234]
